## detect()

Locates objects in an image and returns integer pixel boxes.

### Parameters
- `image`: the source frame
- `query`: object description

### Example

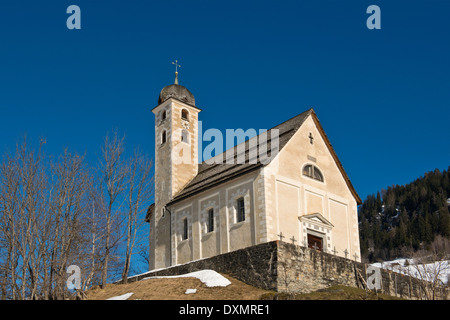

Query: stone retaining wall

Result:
[126,241,279,291]
[277,241,359,292]
[277,241,448,299]
[124,241,448,300]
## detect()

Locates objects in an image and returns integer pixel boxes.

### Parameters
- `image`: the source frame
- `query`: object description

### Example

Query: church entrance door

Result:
[307,234,323,251]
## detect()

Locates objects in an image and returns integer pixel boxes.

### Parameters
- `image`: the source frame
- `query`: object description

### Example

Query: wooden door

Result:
[307,234,323,251]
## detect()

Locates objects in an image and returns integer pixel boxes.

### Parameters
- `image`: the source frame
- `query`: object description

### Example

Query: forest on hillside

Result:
[359,167,450,263]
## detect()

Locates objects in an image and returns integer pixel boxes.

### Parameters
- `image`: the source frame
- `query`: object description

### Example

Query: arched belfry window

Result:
[302,164,324,182]
[181,109,189,121]
[161,110,167,121]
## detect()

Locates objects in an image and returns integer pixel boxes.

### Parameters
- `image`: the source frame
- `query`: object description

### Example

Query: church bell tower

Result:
[149,66,201,269]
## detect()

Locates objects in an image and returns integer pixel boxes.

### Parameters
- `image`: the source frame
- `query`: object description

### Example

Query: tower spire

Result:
[172,60,181,85]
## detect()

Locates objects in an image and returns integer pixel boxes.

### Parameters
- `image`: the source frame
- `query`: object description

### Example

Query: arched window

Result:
[161,110,167,121]
[302,164,324,182]
[181,109,189,121]
[181,129,189,143]
[161,130,167,145]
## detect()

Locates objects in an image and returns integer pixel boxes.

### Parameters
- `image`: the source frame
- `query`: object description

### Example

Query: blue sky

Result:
[0,0,449,203]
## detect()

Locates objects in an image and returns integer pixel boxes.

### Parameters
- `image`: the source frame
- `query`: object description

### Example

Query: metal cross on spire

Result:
[172,60,181,85]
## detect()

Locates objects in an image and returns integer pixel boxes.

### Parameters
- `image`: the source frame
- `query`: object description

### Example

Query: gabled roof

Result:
[310,111,361,204]
[166,108,361,206]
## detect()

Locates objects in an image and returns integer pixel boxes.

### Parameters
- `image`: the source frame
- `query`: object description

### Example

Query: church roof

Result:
[165,107,360,209]
[167,108,361,207]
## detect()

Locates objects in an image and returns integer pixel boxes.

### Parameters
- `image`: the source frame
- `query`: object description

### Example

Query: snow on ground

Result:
[185,288,197,294]
[107,292,134,300]
[143,269,232,287]
[370,258,450,285]
[118,257,211,284]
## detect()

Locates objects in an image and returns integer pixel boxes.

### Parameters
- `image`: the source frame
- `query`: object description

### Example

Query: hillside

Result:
[86,271,270,300]
[359,167,450,262]
[85,270,401,300]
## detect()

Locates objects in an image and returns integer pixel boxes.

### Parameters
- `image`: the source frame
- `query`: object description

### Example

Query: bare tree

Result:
[80,196,106,292]
[403,237,450,300]
[0,143,22,299]
[98,130,128,289]
[45,148,95,299]
[121,148,153,283]
[0,131,153,299]
[0,137,102,300]
[0,137,48,300]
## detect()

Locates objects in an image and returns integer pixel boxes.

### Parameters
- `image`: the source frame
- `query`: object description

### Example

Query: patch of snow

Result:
[121,257,210,283]
[143,269,232,287]
[370,258,450,285]
[107,292,134,300]
[185,288,197,294]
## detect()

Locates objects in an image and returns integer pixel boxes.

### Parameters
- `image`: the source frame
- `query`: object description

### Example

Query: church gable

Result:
[269,111,360,205]
[310,112,361,205]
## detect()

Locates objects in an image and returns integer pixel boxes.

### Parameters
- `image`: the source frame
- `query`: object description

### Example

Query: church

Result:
[145,73,362,271]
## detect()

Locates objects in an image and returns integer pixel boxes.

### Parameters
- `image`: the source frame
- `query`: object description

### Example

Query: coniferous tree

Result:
[439,206,450,237]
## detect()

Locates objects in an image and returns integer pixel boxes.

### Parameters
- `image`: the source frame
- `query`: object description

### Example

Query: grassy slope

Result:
[85,274,403,300]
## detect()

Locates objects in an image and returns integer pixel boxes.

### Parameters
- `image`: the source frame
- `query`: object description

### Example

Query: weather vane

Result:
[172,60,181,84]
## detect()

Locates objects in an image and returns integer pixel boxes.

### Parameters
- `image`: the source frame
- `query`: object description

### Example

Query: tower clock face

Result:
[182,120,190,129]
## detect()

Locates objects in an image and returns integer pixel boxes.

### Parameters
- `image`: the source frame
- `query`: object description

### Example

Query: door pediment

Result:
[299,213,334,229]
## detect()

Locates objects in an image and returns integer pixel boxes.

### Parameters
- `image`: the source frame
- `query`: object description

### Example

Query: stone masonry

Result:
[125,241,448,300]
